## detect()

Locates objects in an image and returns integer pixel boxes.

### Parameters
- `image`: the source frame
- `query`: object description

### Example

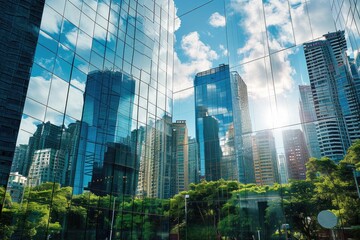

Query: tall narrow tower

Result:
[194,64,254,183]
[252,130,279,185]
[282,129,309,180]
[171,120,189,195]
[304,31,360,161]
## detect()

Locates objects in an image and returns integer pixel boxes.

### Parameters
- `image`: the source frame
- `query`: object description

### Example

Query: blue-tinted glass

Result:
[54,56,72,82]
[34,44,56,72]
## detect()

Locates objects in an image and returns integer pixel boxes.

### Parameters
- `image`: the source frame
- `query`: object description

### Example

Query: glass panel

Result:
[66,85,84,120]
[40,3,63,40]
[27,64,52,105]
[226,0,268,67]
[22,98,46,122]
[34,44,56,72]
[44,107,64,126]
[64,1,81,26]
[3,1,360,240]
[48,75,69,113]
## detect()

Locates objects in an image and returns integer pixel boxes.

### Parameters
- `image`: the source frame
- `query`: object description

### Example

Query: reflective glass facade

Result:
[1,0,360,239]
[1,0,175,238]
[304,31,360,162]
[0,0,45,189]
[194,64,254,184]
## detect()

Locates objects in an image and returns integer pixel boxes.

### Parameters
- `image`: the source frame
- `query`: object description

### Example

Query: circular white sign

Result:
[317,210,337,229]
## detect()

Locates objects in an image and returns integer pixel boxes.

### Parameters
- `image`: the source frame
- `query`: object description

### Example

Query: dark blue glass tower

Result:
[74,70,136,196]
[0,0,45,188]
[194,64,254,184]
[0,0,176,238]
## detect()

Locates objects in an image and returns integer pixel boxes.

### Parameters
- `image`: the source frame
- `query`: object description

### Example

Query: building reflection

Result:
[194,64,254,183]
[136,115,173,199]
[12,121,81,188]
[74,70,136,196]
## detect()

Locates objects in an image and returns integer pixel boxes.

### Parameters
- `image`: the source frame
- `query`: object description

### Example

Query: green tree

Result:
[283,180,323,240]
[343,139,360,169]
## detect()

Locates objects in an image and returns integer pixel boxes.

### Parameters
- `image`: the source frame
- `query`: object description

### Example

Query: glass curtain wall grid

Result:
[1,0,175,239]
[1,0,360,239]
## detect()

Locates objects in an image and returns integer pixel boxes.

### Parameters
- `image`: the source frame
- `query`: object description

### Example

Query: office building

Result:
[282,129,309,180]
[194,64,254,183]
[6,172,27,203]
[349,57,360,102]
[171,120,189,195]
[324,32,360,142]
[298,85,321,159]
[11,145,29,175]
[24,122,63,175]
[233,72,254,183]
[252,130,279,185]
[74,70,136,196]
[0,0,175,237]
[28,148,66,187]
[277,154,288,184]
[9,121,80,187]
[0,0,45,187]
[304,31,360,161]
[136,115,173,199]
[188,137,200,184]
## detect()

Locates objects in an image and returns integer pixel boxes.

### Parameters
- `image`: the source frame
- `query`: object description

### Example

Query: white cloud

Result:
[181,32,218,61]
[40,5,62,35]
[289,0,335,44]
[174,17,181,32]
[172,7,181,33]
[229,0,335,99]
[48,76,68,113]
[230,0,294,98]
[219,44,229,57]
[209,12,226,28]
[17,116,39,145]
[71,78,86,91]
[66,29,93,51]
[66,81,85,120]
[58,0,117,51]
[27,76,51,104]
[173,32,219,99]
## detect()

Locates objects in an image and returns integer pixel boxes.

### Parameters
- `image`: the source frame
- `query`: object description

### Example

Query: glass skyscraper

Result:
[0,0,175,238]
[171,120,189,195]
[0,0,45,189]
[282,129,309,180]
[194,64,254,184]
[2,0,360,239]
[74,70,136,196]
[304,31,360,162]
[299,85,321,159]
[187,136,199,184]
[252,130,279,185]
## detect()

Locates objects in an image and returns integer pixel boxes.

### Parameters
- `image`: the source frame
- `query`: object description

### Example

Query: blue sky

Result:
[172,0,336,141]
[15,0,341,149]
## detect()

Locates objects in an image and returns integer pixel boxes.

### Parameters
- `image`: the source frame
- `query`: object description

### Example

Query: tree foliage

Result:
[1,141,360,239]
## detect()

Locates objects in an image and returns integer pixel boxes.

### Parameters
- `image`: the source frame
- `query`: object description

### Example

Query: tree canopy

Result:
[1,140,360,239]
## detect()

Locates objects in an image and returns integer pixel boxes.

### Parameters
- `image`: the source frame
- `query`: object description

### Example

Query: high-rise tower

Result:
[188,137,200,184]
[252,130,279,185]
[75,71,136,196]
[194,64,254,183]
[0,0,176,237]
[282,129,309,180]
[0,0,45,188]
[299,85,321,158]
[304,31,360,161]
[171,120,189,195]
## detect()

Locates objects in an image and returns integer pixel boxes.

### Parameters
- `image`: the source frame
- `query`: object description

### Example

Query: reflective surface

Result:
[1,0,360,239]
